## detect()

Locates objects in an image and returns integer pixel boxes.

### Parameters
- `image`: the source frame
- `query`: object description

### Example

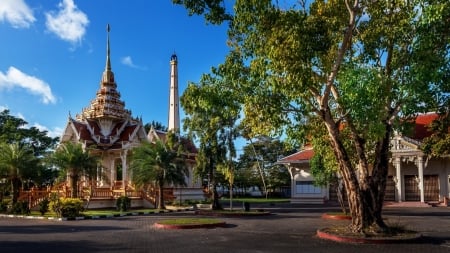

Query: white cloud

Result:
[45,0,89,44]
[0,0,35,28]
[0,66,57,104]
[121,56,136,67]
[33,123,62,138]
[121,56,146,70]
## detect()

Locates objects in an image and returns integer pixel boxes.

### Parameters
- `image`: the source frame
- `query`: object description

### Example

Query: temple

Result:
[57,25,202,208]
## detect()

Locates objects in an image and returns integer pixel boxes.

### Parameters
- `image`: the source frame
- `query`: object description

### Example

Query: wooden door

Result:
[404,175,419,201]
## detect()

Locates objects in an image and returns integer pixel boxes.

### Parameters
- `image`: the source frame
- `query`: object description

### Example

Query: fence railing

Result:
[17,184,175,209]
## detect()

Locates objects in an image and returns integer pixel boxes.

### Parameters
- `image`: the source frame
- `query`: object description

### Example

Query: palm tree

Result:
[51,142,98,198]
[0,142,37,204]
[130,133,188,209]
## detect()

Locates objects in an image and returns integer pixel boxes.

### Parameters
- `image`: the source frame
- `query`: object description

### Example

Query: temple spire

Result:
[102,24,114,84]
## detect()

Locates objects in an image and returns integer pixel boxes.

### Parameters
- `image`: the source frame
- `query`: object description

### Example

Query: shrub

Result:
[0,200,8,213]
[116,196,131,212]
[39,198,50,215]
[11,201,30,215]
[50,198,84,218]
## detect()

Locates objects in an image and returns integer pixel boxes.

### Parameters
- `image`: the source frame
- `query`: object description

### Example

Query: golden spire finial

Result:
[106,24,111,71]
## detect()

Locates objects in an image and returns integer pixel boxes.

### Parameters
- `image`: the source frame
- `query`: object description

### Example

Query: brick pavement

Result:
[0,205,449,253]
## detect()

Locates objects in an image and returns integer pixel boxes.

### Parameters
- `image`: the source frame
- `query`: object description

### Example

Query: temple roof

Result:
[61,25,146,150]
[76,24,131,121]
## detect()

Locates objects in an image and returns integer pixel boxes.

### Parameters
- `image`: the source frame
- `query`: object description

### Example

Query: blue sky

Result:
[0,0,229,138]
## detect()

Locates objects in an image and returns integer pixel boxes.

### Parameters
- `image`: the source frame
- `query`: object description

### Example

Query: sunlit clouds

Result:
[45,0,89,45]
[0,0,36,28]
[121,56,146,70]
[0,66,56,104]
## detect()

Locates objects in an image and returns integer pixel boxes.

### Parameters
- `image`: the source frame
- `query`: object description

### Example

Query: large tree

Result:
[130,133,188,209]
[175,0,450,233]
[0,109,59,187]
[181,74,240,210]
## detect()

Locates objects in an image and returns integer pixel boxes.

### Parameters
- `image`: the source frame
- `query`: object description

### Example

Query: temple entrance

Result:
[116,163,123,181]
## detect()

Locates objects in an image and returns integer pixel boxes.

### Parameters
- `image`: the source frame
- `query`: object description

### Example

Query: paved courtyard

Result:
[1,204,450,253]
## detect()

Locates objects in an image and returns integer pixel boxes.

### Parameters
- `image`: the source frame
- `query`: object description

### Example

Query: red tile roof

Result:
[412,113,438,140]
[277,147,314,164]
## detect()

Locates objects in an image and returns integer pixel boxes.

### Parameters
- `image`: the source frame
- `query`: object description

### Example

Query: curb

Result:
[0,208,194,222]
[194,210,271,217]
[321,213,352,220]
[316,228,422,244]
[154,221,226,229]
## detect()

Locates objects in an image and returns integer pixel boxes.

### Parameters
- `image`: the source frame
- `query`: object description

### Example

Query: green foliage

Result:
[10,201,30,215]
[144,121,168,133]
[0,200,8,213]
[0,109,58,156]
[181,73,241,209]
[50,197,84,218]
[0,109,58,204]
[116,196,131,212]
[50,142,99,198]
[38,197,50,215]
[236,137,292,193]
[130,133,188,209]
[178,0,450,231]
[172,0,232,24]
[0,142,38,204]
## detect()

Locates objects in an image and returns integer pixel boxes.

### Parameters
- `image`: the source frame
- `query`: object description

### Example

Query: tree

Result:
[144,121,168,133]
[181,74,240,210]
[0,142,38,204]
[237,136,291,197]
[175,0,450,233]
[51,142,99,198]
[0,109,59,188]
[130,133,188,209]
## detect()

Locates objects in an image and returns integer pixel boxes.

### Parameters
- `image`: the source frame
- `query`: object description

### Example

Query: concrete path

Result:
[0,204,449,253]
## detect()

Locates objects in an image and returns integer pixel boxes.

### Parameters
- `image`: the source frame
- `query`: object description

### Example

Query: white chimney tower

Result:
[168,54,180,133]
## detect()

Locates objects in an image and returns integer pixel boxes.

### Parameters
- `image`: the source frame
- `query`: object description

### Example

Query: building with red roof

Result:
[278,113,450,206]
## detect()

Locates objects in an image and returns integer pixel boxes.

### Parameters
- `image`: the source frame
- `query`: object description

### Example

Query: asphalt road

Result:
[1,204,449,253]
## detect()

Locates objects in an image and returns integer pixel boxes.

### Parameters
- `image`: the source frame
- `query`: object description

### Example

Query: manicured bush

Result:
[50,198,84,218]
[116,196,131,212]
[39,198,50,215]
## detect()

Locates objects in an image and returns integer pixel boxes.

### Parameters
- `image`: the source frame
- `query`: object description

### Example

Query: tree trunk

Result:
[11,177,21,204]
[208,165,222,210]
[211,182,222,210]
[69,173,79,198]
[158,182,165,209]
[321,110,393,233]
[336,178,347,215]
[321,110,368,233]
